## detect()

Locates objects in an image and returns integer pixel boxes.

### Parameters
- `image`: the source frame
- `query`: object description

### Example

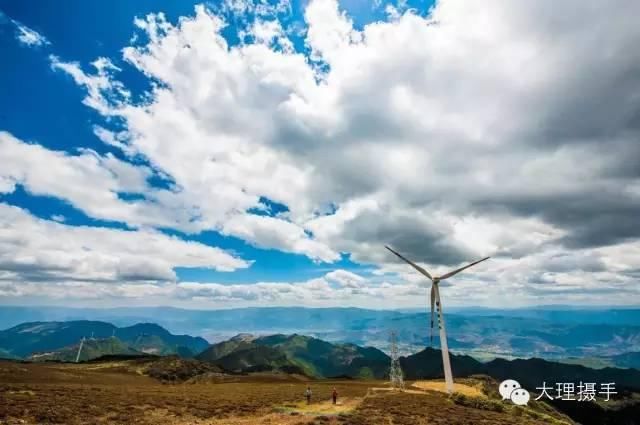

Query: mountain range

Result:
[4,319,638,394]
[1,306,638,368]
[192,333,640,391]
[0,320,208,359]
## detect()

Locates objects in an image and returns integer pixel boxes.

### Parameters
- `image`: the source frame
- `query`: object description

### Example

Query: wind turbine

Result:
[75,336,85,363]
[385,245,489,393]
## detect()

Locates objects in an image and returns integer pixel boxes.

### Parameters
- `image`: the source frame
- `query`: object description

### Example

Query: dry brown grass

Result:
[411,379,486,397]
[0,360,371,425]
[0,361,574,425]
[346,390,571,425]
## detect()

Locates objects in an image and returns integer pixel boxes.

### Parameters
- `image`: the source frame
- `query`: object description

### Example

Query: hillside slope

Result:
[256,334,390,378]
[214,345,306,375]
[195,333,256,362]
[28,337,141,362]
[197,333,390,378]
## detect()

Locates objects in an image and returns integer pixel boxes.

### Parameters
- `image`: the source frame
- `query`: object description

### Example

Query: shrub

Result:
[451,392,505,413]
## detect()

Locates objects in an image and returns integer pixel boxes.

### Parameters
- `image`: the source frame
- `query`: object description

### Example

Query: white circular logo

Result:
[499,379,521,400]
[510,388,530,406]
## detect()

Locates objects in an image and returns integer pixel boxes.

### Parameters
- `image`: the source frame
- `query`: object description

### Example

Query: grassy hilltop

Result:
[0,358,575,425]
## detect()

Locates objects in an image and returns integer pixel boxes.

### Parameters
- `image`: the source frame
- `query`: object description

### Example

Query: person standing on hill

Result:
[305,386,312,404]
[332,387,338,405]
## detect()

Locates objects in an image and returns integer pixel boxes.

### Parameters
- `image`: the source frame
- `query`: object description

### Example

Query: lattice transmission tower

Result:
[389,331,405,390]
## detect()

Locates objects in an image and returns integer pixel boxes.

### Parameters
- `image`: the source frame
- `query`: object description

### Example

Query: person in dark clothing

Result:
[332,387,338,405]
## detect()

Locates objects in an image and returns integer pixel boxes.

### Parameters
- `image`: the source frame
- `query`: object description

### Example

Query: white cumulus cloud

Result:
[2,0,640,306]
[0,202,249,285]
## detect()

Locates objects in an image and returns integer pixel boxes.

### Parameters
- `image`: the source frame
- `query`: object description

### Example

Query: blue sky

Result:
[0,0,638,308]
[0,0,401,284]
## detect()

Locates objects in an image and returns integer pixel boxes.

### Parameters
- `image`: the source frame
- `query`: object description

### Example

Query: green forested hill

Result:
[197,333,390,378]
[0,321,208,359]
[28,337,140,362]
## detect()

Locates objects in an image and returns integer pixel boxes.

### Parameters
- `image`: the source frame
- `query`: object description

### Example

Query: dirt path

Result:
[277,397,361,415]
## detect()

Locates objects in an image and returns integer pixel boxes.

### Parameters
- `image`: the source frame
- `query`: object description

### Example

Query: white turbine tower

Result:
[385,245,489,393]
[75,336,85,363]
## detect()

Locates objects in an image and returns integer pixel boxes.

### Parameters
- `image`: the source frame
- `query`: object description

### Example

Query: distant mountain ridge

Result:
[1,317,639,397]
[1,306,638,367]
[197,333,390,378]
[401,347,640,391]
[195,333,640,391]
[0,320,208,359]
[608,351,640,369]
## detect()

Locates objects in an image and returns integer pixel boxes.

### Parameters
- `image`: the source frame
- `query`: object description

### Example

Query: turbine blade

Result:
[430,285,435,347]
[384,245,433,280]
[439,257,490,280]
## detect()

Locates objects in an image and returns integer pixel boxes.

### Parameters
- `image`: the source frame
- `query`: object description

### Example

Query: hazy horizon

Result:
[2,303,640,312]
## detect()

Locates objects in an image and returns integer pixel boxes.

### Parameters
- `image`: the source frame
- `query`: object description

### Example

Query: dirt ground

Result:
[0,360,573,425]
[0,361,371,425]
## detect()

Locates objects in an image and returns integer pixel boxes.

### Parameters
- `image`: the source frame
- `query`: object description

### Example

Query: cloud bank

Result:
[1,0,639,307]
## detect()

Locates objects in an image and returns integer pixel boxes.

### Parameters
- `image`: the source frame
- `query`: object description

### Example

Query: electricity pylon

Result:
[389,331,405,390]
